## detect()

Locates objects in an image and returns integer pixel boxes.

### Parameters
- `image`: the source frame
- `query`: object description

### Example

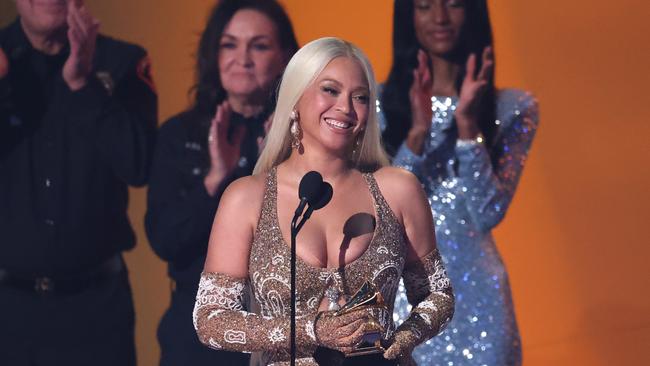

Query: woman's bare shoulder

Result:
[371,166,424,220]
[204,173,269,275]
[373,166,422,194]
[225,173,266,195]
[219,173,267,217]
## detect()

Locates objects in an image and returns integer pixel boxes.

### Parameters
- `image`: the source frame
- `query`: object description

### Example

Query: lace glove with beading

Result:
[193,272,318,357]
[384,249,454,360]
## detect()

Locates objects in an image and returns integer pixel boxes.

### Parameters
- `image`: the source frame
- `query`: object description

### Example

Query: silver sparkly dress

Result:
[383,88,539,366]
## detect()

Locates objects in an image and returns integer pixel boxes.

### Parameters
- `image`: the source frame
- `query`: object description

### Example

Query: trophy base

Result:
[345,346,385,357]
[345,330,385,357]
[313,347,397,366]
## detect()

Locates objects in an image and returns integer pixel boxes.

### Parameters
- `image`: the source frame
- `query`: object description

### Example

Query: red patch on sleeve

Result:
[137,55,157,94]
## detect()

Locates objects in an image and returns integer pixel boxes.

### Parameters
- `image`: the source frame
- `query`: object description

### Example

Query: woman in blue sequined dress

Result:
[380,1,539,365]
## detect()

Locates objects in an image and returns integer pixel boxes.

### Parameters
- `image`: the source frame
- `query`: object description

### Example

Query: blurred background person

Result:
[0,0,157,365]
[144,0,298,365]
[380,0,539,365]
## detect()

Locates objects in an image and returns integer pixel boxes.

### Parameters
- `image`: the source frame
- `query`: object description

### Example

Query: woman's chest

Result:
[248,222,406,316]
[275,186,378,269]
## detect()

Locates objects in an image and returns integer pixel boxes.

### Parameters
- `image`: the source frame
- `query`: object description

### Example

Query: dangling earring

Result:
[351,134,362,160]
[290,110,302,150]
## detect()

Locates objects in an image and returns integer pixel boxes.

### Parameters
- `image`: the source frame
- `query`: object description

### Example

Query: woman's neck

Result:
[20,20,66,55]
[283,147,353,186]
[227,93,266,118]
[429,53,462,97]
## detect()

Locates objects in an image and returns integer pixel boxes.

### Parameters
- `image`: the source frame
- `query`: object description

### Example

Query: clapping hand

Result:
[204,101,246,196]
[63,0,100,91]
[405,49,434,154]
[455,46,494,137]
[409,49,434,135]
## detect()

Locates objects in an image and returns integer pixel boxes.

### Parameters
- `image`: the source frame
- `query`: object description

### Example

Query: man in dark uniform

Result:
[0,1,157,365]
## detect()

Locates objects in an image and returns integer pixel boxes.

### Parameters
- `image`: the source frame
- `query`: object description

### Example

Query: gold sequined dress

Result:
[194,167,454,365]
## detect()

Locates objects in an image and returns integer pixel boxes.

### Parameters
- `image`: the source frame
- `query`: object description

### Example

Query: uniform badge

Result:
[137,55,156,94]
[95,71,114,96]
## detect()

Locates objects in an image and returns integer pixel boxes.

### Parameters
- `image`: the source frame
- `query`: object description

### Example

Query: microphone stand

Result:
[289,174,331,366]
[290,206,315,366]
[290,210,307,366]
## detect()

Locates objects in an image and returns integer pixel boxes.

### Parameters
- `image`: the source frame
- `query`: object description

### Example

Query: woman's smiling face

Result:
[295,56,370,156]
[413,0,467,57]
[218,9,286,100]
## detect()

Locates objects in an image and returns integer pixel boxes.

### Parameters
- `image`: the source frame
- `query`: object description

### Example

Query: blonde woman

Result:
[193,37,454,365]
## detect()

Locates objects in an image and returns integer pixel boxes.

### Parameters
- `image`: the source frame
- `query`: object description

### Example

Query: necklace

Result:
[324,271,344,311]
[324,285,341,311]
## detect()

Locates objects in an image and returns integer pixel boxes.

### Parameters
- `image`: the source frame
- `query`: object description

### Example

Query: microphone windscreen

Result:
[298,171,323,203]
[311,182,333,210]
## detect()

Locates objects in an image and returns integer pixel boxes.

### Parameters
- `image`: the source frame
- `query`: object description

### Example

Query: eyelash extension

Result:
[354,95,369,103]
[322,86,339,95]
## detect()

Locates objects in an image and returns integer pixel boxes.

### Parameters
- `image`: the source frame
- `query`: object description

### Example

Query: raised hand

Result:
[409,49,434,133]
[63,0,100,91]
[405,49,434,154]
[455,46,494,138]
[204,101,246,196]
[0,48,8,79]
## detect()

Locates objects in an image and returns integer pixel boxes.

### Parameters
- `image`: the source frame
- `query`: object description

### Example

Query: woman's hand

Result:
[455,46,493,139]
[383,329,418,362]
[314,307,381,354]
[406,49,433,155]
[204,101,246,196]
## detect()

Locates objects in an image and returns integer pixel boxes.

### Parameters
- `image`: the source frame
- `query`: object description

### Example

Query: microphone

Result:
[300,181,332,225]
[310,181,333,210]
[294,171,324,219]
[289,171,333,366]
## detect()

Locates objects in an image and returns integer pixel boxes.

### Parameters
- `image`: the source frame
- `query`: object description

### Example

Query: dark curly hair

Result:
[191,0,298,114]
[381,0,497,159]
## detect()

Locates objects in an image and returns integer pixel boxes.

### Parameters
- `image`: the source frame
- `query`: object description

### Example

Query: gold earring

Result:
[290,110,302,150]
[352,136,362,159]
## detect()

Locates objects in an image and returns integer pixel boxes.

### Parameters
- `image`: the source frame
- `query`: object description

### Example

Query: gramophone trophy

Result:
[334,281,388,357]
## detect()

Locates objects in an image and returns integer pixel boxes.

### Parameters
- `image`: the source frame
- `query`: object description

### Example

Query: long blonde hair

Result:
[253,37,389,175]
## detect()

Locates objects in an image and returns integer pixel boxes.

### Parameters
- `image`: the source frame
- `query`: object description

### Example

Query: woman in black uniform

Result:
[145,1,298,364]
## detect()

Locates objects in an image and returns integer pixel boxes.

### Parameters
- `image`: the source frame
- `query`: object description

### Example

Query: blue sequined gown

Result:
[383,89,539,365]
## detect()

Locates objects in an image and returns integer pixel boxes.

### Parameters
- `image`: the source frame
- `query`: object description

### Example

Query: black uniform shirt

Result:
[145,108,266,289]
[0,19,157,277]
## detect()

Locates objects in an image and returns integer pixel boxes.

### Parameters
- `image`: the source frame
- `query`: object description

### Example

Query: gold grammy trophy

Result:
[334,281,388,357]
